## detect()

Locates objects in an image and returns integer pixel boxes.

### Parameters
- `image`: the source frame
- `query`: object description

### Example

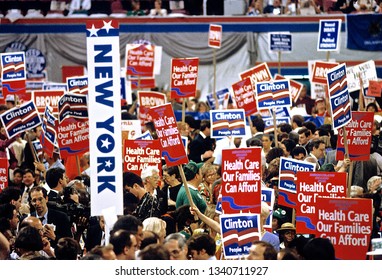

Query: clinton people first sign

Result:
[210,109,246,138]
[327,63,351,129]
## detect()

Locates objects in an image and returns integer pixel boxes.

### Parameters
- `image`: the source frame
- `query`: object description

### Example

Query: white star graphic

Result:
[87,24,100,37]
[101,137,111,149]
[102,20,114,34]
[105,160,112,168]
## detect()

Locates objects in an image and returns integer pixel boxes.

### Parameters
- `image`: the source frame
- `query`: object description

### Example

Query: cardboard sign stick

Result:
[182,99,186,123]
[177,165,198,220]
[342,127,351,194]
[358,74,365,111]
[326,51,330,62]
[213,49,219,109]
[76,155,81,176]
[278,51,281,74]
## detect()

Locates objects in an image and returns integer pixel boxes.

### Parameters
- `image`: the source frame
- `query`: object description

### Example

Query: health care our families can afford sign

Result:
[0,158,8,192]
[210,109,246,138]
[327,63,352,129]
[231,77,257,116]
[336,111,373,161]
[1,52,27,101]
[57,118,89,158]
[170,57,199,98]
[315,197,372,260]
[86,19,123,216]
[208,24,222,49]
[149,103,188,167]
[123,139,162,176]
[125,44,155,77]
[295,171,347,235]
[221,147,262,214]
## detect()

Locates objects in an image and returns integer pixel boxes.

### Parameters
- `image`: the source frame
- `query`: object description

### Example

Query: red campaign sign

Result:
[336,111,373,161]
[138,91,166,128]
[231,77,257,116]
[0,158,8,193]
[126,44,155,77]
[170,57,199,99]
[296,171,347,235]
[32,90,64,114]
[274,73,304,103]
[61,65,86,83]
[366,80,382,97]
[311,61,339,84]
[3,80,29,103]
[57,118,89,158]
[130,77,156,90]
[315,197,372,260]
[208,24,222,49]
[239,62,272,85]
[123,139,162,175]
[149,103,188,167]
[221,147,262,214]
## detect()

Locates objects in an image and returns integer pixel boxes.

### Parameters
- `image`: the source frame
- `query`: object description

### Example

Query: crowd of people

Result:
[2,0,381,18]
[0,82,381,260]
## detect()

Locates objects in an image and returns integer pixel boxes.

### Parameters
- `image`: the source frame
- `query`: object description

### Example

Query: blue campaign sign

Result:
[269,33,292,52]
[206,87,229,110]
[317,19,341,52]
[210,109,246,138]
[278,157,316,193]
[256,79,291,109]
[220,213,261,259]
[327,63,351,129]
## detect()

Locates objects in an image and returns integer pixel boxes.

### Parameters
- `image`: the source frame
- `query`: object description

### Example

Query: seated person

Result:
[264,0,285,14]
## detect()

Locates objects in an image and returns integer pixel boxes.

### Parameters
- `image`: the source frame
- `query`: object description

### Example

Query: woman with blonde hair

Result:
[198,163,217,205]
[142,217,167,243]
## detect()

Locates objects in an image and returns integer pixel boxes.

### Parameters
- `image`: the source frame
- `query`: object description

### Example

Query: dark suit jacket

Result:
[31,208,72,247]
[188,133,215,163]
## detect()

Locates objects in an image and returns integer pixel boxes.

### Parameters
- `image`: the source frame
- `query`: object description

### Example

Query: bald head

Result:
[21,216,43,230]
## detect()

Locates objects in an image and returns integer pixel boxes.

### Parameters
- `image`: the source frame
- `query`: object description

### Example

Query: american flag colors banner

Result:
[86,19,123,216]
[0,100,41,139]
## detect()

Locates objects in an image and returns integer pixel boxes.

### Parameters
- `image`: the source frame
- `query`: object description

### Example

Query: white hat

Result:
[5,95,15,102]
[367,238,382,256]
